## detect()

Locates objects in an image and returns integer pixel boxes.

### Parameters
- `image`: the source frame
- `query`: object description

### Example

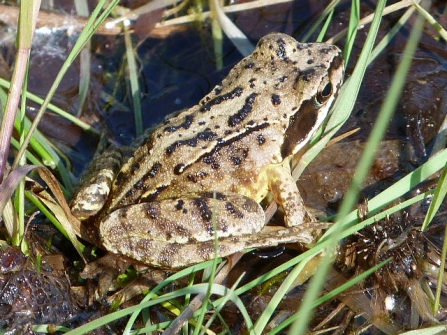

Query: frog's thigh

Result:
[266,164,307,228]
[100,192,265,268]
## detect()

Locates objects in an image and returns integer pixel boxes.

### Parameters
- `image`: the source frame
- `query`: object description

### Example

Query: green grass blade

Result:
[301,0,340,43]
[0,77,99,134]
[64,283,251,334]
[422,166,447,231]
[269,259,391,335]
[316,9,334,42]
[124,24,143,136]
[12,0,120,170]
[0,0,38,180]
[289,1,387,333]
[400,326,447,335]
[413,0,447,42]
[343,0,360,64]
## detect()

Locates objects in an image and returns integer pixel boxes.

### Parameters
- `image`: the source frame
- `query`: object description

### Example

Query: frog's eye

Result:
[315,81,333,105]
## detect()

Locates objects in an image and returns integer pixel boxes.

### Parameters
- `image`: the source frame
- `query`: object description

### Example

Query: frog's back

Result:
[106,33,344,212]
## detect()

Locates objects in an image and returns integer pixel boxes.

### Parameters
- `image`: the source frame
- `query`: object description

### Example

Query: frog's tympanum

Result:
[71,33,344,269]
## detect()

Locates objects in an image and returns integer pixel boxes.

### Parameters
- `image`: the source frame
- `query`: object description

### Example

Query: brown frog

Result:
[71,33,344,268]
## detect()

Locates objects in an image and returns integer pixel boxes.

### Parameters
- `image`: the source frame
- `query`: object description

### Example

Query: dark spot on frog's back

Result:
[166,131,217,155]
[194,198,213,222]
[131,161,141,173]
[297,68,317,83]
[197,131,218,141]
[214,86,222,95]
[249,78,256,88]
[174,163,185,175]
[144,204,159,219]
[271,94,281,106]
[257,134,266,145]
[145,162,161,178]
[134,179,150,195]
[274,37,288,60]
[141,135,155,150]
[123,188,138,202]
[187,171,208,183]
[231,156,242,165]
[202,155,214,165]
[320,46,337,54]
[175,199,184,210]
[163,114,194,133]
[166,138,197,155]
[225,201,243,218]
[228,92,259,127]
[200,87,244,112]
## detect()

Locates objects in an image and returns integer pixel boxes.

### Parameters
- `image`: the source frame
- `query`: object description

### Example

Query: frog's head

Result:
[254,33,344,159]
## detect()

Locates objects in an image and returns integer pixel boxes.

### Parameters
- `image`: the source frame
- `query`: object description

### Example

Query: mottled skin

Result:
[71,33,344,268]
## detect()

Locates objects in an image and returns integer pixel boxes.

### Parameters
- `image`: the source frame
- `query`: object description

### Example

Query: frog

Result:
[71,33,344,269]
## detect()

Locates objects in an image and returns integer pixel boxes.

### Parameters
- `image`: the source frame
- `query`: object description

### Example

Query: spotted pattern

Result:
[200,87,244,112]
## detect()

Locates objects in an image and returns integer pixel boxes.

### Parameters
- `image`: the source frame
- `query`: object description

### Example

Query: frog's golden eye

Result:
[315,81,333,105]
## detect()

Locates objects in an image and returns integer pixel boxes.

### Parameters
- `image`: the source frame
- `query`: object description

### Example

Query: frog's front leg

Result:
[71,147,127,219]
[266,162,316,244]
[99,192,265,268]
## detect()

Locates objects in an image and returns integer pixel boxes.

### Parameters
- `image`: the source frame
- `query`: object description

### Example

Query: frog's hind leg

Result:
[99,192,265,268]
